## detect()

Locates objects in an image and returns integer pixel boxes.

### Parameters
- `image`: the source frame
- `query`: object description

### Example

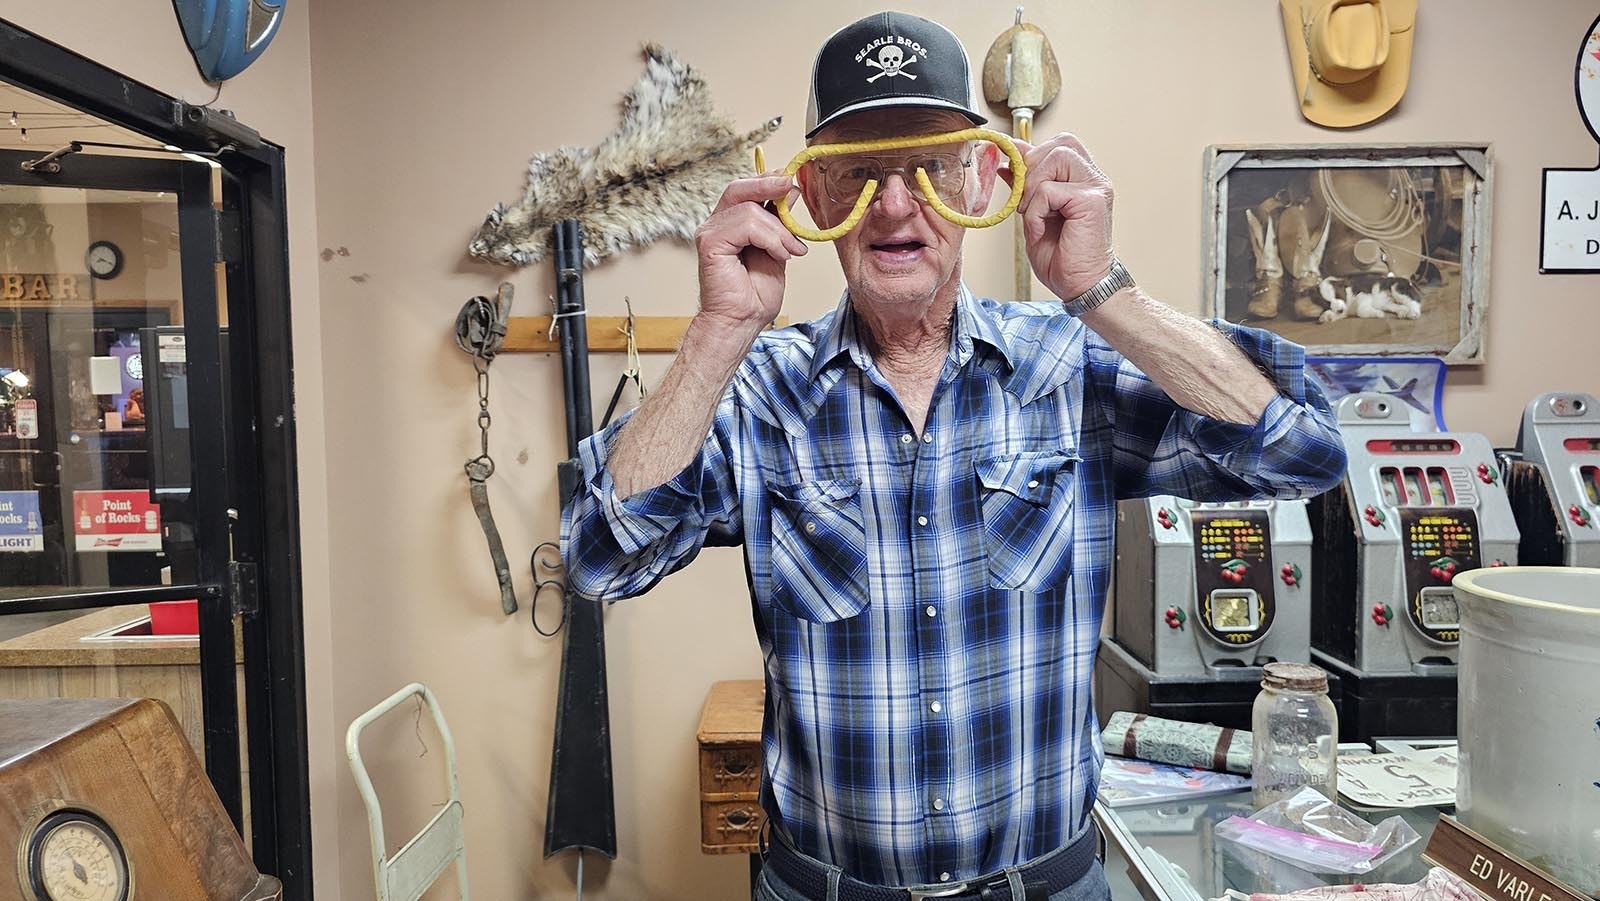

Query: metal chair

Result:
[346,682,470,901]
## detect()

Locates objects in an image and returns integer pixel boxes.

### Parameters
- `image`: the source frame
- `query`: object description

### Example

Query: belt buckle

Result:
[907,884,969,900]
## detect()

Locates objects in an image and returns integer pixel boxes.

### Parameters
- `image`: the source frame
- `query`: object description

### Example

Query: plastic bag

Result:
[1213,787,1421,875]
[1211,866,1482,900]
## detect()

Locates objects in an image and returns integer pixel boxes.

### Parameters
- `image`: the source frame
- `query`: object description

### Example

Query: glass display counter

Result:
[1098,788,1447,899]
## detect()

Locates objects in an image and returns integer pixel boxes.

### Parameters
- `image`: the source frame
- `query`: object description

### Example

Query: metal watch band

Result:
[1062,259,1135,317]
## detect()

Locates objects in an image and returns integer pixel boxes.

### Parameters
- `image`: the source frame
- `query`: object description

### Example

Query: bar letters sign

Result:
[1543,13,1600,272]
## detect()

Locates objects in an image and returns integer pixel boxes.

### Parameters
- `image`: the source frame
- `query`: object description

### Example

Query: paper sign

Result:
[13,398,38,439]
[72,489,161,552]
[1541,13,1600,273]
[1542,170,1600,270]
[157,333,186,364]
[89,356,122,395]
[1337,746,1457,808]
[0,491,44,553]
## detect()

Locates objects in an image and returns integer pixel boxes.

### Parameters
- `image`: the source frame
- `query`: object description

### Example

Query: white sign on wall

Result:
[13,399,38,440]
[1542,12,1600,273]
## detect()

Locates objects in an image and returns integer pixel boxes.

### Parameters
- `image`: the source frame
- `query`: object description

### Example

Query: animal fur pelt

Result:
[468,44,781,269]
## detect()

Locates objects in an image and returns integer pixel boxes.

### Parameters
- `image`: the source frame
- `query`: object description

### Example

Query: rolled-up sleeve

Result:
[1088,320,1347,501]
[558,395,743,601]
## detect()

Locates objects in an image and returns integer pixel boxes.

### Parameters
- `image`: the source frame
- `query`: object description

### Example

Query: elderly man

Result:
[562,11,1345,901]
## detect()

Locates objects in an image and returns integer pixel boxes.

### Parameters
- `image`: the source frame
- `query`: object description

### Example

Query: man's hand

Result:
[694,173,808,330]
[1004,134,1117,302]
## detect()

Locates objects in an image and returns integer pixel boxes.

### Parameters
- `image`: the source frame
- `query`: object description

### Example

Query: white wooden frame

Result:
[1202,143,1494,363]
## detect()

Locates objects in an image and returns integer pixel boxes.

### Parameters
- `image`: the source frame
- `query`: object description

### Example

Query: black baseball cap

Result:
[805,11,987,138]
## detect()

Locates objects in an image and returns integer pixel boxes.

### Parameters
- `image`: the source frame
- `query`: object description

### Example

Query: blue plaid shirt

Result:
[561,287,1345,886]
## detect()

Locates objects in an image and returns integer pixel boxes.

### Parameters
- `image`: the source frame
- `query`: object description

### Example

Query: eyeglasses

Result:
[815,151,972,206]
[754,127,1027,242]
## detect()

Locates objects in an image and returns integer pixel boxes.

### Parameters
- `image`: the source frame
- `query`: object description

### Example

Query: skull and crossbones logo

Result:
[865,45,918,82]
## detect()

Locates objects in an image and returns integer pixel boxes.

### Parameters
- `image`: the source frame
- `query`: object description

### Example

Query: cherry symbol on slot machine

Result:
[1280,562,1302,587]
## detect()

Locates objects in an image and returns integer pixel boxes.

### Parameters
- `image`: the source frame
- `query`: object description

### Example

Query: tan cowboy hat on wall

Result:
[1280,0,1418,127]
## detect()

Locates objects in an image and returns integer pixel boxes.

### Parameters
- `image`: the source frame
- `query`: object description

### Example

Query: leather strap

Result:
[467,460,518,615]
[457,284,519,615]
[454,284,514,359]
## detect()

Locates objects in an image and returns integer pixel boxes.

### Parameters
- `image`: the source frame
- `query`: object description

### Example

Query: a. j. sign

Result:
[1542,13,1600,272]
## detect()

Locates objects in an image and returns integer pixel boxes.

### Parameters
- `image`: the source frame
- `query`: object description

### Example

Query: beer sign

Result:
[0,491,43,553]
[72,490,161,552]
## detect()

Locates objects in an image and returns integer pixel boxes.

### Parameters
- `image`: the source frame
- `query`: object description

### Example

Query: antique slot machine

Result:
[1096,495,1319,730]
[1309,393,1520,742]
[1507,392,1600,567]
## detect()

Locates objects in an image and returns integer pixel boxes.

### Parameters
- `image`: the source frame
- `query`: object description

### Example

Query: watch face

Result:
[23,810,130,901]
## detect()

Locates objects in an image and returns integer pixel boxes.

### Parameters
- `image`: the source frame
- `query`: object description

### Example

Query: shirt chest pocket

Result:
[767,478,870,623]
[975,450,1079,592]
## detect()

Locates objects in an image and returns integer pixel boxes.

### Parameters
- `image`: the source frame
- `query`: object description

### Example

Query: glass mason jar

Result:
[1251,662,1339,810]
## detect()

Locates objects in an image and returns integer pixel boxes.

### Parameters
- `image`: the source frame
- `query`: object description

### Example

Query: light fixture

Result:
[1,369,29,390]
[6,112,16,128]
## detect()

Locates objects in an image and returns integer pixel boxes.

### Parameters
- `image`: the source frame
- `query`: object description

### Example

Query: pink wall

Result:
[306,2,1600,898]
[8,0,1600,898]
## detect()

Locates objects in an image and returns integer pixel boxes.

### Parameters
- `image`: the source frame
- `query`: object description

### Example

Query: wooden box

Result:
[0,697,279,900]
[696,679,766,854]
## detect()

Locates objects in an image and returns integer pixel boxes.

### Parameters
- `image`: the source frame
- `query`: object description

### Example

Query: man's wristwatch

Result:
[1062,258,1135,318]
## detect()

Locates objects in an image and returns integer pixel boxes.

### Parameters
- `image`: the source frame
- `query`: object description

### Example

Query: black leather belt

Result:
[764,826,1097,901]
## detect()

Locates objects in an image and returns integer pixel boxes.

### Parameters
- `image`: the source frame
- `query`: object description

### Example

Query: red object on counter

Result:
[149,599,199,636]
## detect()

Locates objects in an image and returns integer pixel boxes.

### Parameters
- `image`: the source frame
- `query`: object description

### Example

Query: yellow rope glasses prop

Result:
[753,128,1027,242]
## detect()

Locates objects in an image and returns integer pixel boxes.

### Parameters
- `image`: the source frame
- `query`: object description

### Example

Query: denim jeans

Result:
[754,858,1113,901]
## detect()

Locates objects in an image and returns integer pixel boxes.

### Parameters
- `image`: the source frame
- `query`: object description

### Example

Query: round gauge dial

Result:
[24,811,129,901]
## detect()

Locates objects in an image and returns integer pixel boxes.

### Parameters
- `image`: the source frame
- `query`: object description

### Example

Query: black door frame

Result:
[0,19,312,898]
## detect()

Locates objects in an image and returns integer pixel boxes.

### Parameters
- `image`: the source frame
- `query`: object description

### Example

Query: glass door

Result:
[0,147,243,831]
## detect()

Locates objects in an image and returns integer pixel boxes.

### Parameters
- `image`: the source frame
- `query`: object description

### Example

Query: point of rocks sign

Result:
[1543,13,1600,272]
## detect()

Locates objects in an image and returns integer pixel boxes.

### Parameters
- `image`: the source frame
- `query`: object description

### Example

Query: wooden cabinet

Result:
[696,679,766,854]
